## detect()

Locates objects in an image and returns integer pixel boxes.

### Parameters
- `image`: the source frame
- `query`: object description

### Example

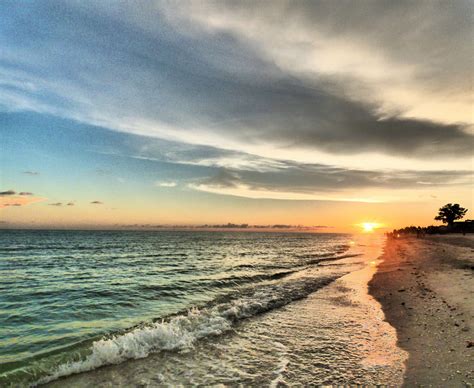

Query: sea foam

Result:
[38,275,338,384]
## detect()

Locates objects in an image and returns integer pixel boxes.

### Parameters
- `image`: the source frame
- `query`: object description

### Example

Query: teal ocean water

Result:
[0,230,404,386]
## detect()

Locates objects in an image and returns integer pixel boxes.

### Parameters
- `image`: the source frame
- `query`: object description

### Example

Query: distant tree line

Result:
[387,203,472,238]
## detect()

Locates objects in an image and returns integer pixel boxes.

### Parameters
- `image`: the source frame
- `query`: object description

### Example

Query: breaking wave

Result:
[34,274,339,385]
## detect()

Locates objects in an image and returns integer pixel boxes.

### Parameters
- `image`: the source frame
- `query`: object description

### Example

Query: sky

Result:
[0,0,473,232]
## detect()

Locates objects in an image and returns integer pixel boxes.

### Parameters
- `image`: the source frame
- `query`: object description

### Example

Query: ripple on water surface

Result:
[0,231,405,386]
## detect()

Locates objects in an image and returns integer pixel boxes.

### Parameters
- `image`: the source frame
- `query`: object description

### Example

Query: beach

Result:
[369,235,474,386]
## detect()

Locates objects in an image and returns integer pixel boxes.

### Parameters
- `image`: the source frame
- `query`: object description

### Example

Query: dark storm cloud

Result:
[49,202,62,206]
[19,192,33,196]
[67,202,75,206]
[90,201,103,205]
[0,1,472,159]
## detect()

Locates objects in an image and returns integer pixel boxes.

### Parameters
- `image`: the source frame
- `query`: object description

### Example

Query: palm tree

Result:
[434,203,468,228]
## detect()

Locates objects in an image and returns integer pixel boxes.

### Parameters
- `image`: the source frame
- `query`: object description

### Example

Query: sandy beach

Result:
[369,235,474,386]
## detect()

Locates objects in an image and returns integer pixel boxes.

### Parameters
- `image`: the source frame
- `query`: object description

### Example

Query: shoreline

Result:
[369,235,474,386]
[336,234,407,385]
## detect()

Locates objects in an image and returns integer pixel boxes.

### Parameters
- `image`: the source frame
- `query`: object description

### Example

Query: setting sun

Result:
[361,222,380,232]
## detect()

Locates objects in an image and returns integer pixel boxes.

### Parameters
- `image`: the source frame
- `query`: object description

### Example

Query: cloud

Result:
[190,181,380,202]
[101,136,289,172]
[198,170,240,189]
[117,222,328,230]
[0,194,45,208]
[0,190,16,196]
[175,1,473,125]
[190,165,473,202]
[88,132,473,202]
[162,148,472,194]
[1,190,34,197]
[90,201,103,205]
[0,0,472,169]
[48,201,75,206]
[23,171,40,175]
[196,223,326,230]
[155,181,177,188]
[0,189,43,206]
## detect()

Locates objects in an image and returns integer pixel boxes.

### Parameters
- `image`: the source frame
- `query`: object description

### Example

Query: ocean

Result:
[0,230,406,386]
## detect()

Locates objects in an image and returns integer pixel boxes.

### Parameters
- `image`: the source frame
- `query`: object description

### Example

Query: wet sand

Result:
[369,235,474,387]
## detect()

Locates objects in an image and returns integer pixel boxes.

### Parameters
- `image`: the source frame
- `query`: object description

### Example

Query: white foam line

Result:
[38,276,338,385]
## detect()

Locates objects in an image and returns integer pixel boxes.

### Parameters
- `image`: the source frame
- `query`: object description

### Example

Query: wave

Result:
[137,269,300,295]
[0,245,127,252]
[306,253,361,265]
[33,274,339,385]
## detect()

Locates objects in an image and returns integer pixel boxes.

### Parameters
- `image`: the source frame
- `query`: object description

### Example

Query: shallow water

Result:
[0,230,404,386]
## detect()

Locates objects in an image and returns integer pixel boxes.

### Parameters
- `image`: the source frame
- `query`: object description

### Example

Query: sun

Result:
[361,222,380,233]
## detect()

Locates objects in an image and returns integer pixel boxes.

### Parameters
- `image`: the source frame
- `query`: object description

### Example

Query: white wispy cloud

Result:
[155,181,178,188]
[188,182,383,203]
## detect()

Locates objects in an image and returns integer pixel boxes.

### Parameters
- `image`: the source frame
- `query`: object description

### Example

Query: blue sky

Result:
[0,1,472,229]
